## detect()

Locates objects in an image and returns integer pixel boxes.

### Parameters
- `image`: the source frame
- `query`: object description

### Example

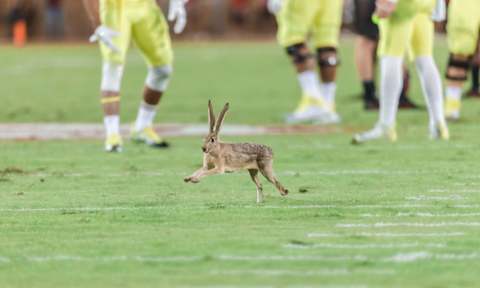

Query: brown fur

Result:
[184,101,288,203]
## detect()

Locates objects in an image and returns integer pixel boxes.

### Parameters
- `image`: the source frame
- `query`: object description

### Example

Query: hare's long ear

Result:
[208,100,216,133]
[214,103,229,134]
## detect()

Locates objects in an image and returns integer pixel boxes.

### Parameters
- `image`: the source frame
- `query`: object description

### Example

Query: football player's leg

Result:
[467,43,480,97]
[445,0,480,120]
[277,0,331,123]
[313,0,343,113]
[131,5,173,148]
[99,1,131,152]
[353,18,412,144]
[411,13,448,139]
[353,0,379,109]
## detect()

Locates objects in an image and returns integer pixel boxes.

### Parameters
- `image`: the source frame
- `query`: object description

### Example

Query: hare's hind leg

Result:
[258,160,288,196]
[248,169,264,203]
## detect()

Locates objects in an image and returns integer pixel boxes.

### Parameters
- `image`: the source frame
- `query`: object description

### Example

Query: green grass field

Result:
[1,39,480,288]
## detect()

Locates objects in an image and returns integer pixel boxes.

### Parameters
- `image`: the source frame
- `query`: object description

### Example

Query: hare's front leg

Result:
[248,169,263,203]
[184,167,206,183]
[258,159,288,196]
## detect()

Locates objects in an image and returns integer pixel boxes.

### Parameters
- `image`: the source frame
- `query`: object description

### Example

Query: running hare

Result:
[184,101,288,203]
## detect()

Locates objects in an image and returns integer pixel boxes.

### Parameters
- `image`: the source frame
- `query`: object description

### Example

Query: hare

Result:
[184,101,288,203]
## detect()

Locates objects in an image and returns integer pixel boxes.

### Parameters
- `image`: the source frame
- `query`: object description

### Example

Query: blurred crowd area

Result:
[0,0,284,42]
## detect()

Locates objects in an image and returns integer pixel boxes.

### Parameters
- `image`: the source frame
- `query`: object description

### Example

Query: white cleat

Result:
[352,124,397,144]
[285,96,341,125]
[429,122,450,141]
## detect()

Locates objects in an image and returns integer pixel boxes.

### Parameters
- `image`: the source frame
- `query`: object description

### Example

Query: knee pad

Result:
[101,62,124,92]
[145,65,173,92]
[446,54,471,81]
[285,43,313,64]
[316,47,340,67]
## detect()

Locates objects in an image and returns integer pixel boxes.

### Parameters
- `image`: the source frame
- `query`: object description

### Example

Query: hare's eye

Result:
[210,138,215,143]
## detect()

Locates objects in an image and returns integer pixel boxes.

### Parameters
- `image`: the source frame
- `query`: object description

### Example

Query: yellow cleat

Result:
[131,126,170,148]
[352,124,397,144]
[445,98,461,121]
[286,95,341,124]
[430,122,450,141]
[105,133,123,153]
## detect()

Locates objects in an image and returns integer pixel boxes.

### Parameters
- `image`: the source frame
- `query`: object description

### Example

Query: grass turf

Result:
[1,39,480,287]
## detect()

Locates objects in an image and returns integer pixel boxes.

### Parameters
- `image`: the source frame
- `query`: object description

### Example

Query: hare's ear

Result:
[214,103,229,134]
[208,100,216,133]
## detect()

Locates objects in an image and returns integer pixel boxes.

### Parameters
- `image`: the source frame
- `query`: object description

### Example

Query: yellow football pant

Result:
[277,0,343,48]
[378,12,434,58]
[100,0,173,67]
[447,0,480,56]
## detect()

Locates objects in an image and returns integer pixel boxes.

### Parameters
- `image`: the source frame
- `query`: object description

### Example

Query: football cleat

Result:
[445,98,461,121]
[105,133,123,153]
[131,126,170,148]
[352,124,397,144]
[285,96,340,125]
[430,122,450,141]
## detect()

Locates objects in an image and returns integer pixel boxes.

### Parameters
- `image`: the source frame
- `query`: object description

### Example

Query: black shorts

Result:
[353,0,379,41]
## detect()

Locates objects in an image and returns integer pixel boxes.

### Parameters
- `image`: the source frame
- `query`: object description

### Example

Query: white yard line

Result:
[210,268,394,276]
[284,243,446,249]
[405,195,464,201]
[307,232,465,238]
[336,222,480,228]
[1,252,478,264]
[361,212,480,218]
[429,188,480,193]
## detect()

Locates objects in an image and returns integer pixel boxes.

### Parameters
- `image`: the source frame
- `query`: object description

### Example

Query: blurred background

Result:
[0,0,289,43]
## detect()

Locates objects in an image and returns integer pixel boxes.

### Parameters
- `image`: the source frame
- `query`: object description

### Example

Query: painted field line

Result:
[210,268,394,276]
[429,188,480,193]
[0,206,160,213]
[284,243,445,249]
[247,204,480,209]
[216,255,369,262]
[282,170,424,176]
[361,212,480,218]
[27,255,204,263]
[386,252,480,263]
[0,257,11,263]
[307,232,465,238]
[181,285,368,288]
[336,222,480,228]
[405,195,464,201]
[2,253,479,265]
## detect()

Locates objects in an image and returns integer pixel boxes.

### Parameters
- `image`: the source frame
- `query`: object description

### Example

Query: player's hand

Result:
[168,0,188,34]
[267,0,283,15]
[375,0,397,18]
[89,25,120,53]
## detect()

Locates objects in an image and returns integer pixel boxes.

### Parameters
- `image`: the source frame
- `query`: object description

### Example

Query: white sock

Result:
[379,56,403,128]
[415,56,446,126]
[297,70,322,100]
[104,115,120,137]
[320,82,336,109]
[445,86,462,101]
[134,102,157,132]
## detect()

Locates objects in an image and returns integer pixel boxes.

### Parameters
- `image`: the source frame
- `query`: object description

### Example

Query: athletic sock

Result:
[297,70,323,101]
[472,64,479,91]
[446,86,462,101]
[363,80,376,100]
[320,82,336,110]
[415,56,445,126]
[379,56,403,128]
[104,115,120,137]
[134,101,157,132]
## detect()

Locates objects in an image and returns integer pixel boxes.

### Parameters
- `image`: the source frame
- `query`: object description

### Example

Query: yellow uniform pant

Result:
[100,0,173,67]
[447,0,480,56]
[378,9,435,58]
[276,0,343,48]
